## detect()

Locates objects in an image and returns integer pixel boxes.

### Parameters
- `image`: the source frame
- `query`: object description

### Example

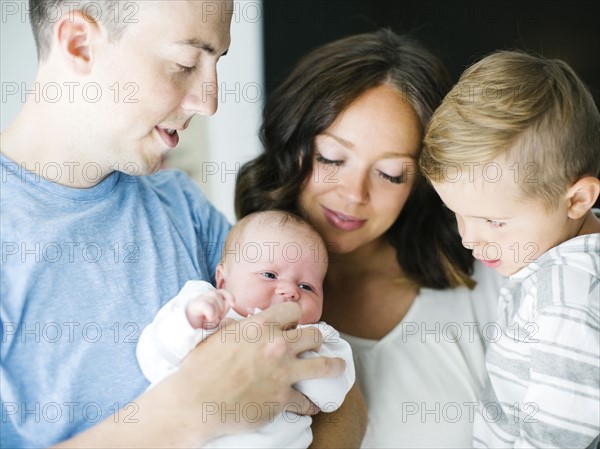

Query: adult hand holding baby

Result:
[177,302,345,439]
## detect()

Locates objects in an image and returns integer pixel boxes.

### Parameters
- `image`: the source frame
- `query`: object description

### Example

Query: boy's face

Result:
[217,224,326,324]
[431,162,572,277]
[83,1,231,174]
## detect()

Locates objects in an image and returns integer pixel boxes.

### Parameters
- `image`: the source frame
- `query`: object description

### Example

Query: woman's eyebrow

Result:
[322,131,353,149]
[322,132,414,159]
[379,151,416,160]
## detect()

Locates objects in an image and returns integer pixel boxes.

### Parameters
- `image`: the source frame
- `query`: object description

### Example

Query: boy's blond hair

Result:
[421,50,600,209]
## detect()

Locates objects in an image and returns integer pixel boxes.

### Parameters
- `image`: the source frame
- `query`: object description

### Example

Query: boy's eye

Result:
[485,219,505,228]
[261,272,277,279]
[316,154,343,166]
[299,283,314,292]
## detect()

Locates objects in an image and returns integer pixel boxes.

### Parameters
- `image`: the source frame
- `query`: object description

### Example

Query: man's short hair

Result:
[29,0,129,61]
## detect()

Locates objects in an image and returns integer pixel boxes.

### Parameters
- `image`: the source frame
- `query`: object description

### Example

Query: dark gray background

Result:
[263,0,599,107]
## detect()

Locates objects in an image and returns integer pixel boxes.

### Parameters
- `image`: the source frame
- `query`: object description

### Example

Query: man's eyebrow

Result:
[176,39,229,56]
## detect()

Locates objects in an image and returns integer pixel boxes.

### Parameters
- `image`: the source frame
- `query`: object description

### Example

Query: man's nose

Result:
[181,67,219,116]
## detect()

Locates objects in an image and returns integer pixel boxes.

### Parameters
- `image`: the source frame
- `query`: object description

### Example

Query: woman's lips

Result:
[155,127,180,149]
[321,206,367,231]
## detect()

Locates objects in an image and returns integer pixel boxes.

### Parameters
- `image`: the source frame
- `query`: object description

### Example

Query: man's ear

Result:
[215,264,226,289]
[55,10,101,75]
[566,176,600,219]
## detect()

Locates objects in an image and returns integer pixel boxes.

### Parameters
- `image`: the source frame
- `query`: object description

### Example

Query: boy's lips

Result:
[479,258,501,269]
[321,206,366,231]
[155,126,180,149]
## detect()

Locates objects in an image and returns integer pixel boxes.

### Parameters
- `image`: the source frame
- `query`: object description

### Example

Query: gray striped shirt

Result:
[473,233,600,448]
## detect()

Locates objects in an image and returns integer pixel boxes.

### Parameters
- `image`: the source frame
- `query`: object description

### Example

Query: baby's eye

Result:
[299,283,314,292]
[485,219,505,228]
[261,272,277,279]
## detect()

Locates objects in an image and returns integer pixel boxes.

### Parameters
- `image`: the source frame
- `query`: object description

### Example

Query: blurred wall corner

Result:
[167,0,265,224]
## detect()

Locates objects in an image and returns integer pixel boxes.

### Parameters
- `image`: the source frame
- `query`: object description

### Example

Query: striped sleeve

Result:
[474,256,600,448]
[521,299,599,447]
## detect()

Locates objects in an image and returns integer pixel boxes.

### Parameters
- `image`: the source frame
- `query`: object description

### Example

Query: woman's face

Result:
[299,84,422,254]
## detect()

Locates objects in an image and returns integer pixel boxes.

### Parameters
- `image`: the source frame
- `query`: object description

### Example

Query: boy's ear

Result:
[215,264,226,289]
[565,176,600,219]
[55,10,101,75]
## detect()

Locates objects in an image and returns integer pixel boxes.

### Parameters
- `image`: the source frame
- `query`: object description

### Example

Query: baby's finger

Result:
[216,289,235,309]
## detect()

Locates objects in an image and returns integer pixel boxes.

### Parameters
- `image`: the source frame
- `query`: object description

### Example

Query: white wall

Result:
[0,0,264,223]
[1,1,39,130]
[197,0,264,222]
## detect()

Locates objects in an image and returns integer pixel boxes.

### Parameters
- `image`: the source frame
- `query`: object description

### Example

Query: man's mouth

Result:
[156,127,180,149]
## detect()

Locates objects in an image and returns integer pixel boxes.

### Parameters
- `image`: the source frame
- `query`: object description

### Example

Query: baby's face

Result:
[217,223,327,324]
[432,161,572,277]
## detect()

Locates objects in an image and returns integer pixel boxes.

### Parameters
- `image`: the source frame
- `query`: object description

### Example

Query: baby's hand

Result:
[185,289,234,330]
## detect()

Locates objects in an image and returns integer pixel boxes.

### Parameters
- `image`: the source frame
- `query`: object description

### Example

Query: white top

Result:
[344,262,502,448]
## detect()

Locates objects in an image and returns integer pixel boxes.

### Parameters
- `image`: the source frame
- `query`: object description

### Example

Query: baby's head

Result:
[216,210,328,324]
[420,51,600,276]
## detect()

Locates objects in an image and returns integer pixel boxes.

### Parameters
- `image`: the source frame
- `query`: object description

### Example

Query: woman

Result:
[236,29,501,448]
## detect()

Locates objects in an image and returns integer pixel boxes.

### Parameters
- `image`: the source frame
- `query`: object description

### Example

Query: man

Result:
[0,1,364,447]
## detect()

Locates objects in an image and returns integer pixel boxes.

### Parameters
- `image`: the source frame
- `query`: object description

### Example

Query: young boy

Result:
[420,51,599,448]
[136,210,355,448]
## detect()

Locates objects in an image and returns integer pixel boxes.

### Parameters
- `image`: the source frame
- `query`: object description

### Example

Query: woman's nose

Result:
[338,169,369,204]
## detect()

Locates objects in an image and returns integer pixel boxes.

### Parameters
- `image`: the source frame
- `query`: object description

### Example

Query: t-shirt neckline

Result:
[1,153,122,202]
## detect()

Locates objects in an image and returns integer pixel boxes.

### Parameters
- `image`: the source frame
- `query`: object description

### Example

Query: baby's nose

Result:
[275,282,300,301]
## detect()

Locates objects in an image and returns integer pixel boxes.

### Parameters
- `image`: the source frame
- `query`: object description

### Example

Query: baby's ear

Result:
[566,176,600,219]
[215,264,226,289]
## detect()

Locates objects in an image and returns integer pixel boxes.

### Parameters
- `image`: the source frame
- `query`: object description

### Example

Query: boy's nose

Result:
[459,220,482,252]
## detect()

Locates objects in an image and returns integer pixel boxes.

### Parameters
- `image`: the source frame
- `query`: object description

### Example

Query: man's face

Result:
[86,1,232,175]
